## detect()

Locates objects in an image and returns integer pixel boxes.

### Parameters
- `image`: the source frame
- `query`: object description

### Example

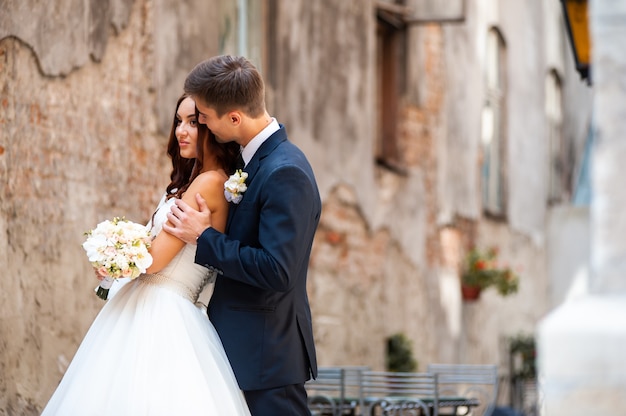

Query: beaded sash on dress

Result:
[137,270,216,303]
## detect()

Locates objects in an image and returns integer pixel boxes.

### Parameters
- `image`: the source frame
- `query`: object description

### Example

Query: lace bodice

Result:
[139,195,214,302]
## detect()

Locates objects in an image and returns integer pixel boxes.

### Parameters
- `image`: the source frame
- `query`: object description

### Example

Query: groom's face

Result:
[194,99,234,144]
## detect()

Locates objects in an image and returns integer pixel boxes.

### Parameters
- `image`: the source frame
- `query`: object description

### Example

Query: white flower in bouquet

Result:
[83,217,153,300]
[224,169,248,204]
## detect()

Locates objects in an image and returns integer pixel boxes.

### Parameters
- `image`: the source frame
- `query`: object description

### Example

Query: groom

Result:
[163,55,321,416]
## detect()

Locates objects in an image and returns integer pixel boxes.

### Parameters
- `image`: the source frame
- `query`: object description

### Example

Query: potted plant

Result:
[386,333,417,372]
[509,333,537,410]
[461,247,519,300]
[509,333,536,381]
[385,333,418,398]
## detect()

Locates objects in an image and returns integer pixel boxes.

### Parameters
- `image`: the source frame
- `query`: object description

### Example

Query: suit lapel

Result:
[225,126,287,232]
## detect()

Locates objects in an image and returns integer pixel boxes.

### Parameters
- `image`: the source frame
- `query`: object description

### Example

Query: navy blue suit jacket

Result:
[195,126,321,391]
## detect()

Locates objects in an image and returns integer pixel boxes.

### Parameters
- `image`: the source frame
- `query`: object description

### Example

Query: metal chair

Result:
[306,366,369,416]
[306,367,343,416]
[426,364,499,416]
[360,370,439,416]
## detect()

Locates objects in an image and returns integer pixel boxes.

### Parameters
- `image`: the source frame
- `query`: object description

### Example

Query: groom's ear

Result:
[228,111,242,126]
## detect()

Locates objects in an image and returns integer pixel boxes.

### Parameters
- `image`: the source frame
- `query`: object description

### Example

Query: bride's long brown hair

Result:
[164,93,239,200]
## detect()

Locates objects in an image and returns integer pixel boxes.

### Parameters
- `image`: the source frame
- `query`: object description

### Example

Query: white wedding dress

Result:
[42,196,251,416]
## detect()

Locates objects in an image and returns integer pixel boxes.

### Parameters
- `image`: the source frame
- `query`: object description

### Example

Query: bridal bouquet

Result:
[82,217,153,300]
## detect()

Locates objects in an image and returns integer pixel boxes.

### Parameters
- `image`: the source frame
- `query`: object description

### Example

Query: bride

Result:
[41,94,251,415]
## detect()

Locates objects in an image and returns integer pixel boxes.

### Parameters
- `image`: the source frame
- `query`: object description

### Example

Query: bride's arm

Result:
[146,171,228,273]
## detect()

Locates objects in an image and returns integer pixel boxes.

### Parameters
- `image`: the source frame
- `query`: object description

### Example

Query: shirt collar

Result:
[240,118,280,166]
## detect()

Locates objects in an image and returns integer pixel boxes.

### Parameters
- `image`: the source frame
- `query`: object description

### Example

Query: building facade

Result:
[0,0,591,413]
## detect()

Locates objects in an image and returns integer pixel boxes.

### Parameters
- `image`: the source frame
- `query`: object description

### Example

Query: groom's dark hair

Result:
[184,55,266,118]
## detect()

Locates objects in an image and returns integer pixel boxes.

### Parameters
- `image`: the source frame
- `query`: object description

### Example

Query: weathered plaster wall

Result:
[502,0,550,243]
[0,0,220,413]
[270,0,378,215]
[0,16,164,416]
[0,0,135,76]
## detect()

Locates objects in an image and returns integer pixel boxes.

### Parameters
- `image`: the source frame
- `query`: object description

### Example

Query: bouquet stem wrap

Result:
[96,276,115,300]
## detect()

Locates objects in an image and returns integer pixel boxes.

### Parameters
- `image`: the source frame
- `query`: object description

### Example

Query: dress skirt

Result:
[42,277,251,416]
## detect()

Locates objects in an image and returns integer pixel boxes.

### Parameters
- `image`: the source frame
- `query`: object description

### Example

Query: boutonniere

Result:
[224,169,248,204]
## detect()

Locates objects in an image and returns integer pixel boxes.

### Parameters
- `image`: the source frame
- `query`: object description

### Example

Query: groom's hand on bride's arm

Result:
[163,194,213,245]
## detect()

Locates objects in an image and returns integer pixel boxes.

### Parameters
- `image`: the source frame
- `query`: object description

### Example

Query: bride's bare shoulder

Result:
[185,170,228,197]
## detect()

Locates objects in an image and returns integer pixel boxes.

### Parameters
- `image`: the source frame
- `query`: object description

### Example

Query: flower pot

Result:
[461,284,481,301]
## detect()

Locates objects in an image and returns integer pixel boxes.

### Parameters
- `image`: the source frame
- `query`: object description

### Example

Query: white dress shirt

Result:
[240,118,280,167]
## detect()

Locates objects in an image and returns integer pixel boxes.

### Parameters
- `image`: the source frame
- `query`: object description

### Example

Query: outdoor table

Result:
[365,395,481,416]
[309,393,480,415]
[307,366,490,416]
[433,396,481,415]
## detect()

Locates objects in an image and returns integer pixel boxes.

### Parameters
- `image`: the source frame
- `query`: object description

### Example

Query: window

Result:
[481,28,507,217]
[375,3,406,170]
[545,70,565,203]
